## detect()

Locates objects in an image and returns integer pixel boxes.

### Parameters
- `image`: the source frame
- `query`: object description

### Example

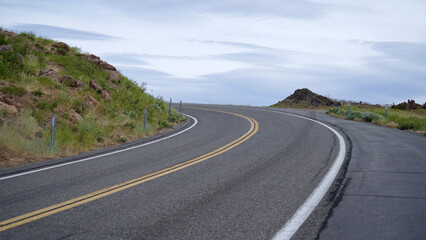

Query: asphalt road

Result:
[0,105,345,239]
[269,108,426,240]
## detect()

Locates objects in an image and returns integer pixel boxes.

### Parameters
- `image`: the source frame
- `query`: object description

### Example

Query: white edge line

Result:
[0,114,198,181]
[236,107,346,240]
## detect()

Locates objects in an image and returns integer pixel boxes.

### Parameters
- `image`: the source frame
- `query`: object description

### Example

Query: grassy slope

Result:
[327,106,426,135]
[0,30,185,168]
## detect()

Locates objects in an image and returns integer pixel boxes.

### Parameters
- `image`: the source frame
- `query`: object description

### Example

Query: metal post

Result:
[347,102,350,113]
[143,106,147,132]
[50,114,55,152]
[340,101,343,110]
[179,100,182,112]
[385,104,388,120]
[168,98,172,122]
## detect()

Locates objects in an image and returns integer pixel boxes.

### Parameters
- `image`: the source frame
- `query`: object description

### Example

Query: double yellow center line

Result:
[0,108,259,232]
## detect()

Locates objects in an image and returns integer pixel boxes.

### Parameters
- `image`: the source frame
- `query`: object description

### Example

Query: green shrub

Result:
[170,109,185,122]
[23,55,39,75]
[72,98,89,115]
[362,112,383,122]
[37,76,55,86]
[0,51,23,78]
[157,119,170,130]
[20,31,36,41]
[397,121,415,130]
[77,115,106,147]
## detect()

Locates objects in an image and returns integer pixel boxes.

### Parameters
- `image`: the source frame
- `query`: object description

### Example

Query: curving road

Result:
[0,105,345,239]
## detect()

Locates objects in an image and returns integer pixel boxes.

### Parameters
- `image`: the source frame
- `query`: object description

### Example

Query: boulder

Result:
[85,54,102,65]
[0,45,13,52]
[3,97,15,106]
[87,96,99,106]
[38,68,59,82]
[38,68,56,76]
[48,62,64,71]
[107,70,121,82]
[89,79,103,92]
[100,90,111,101]
[100,62,117,71]
[52,42,70,52]
[59,75,83,88]
[0,102,17,114]
[72,112,83,121]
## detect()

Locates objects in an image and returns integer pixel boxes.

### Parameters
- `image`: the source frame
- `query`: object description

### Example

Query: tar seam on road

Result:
[229,107,346,240]
[0,108,259,232]
[0,114,198,181]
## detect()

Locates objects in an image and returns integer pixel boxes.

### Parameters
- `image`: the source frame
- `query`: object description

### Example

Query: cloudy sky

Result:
[1,0,425,105]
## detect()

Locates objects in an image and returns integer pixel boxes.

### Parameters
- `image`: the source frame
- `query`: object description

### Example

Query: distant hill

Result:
[0,29,184,168]
[271,88,338,108]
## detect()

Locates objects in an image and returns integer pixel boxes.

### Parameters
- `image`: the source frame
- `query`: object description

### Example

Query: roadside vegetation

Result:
[0,29,185,168]
[327,104,426,135]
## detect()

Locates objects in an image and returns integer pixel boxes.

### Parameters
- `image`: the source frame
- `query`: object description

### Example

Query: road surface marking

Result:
[233,107,346,240]
[0,114,198,181]
[0,109,258,232]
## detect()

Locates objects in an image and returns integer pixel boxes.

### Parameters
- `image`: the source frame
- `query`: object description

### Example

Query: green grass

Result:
[327,106,426,133]
[0,29,186,168]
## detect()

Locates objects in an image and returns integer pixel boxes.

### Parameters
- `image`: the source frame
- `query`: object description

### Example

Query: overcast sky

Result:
[1,0,425,105]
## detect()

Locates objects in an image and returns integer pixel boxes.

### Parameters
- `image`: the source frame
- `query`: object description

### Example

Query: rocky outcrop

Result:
[52,42,70,55]
[100,62,116,71]
[86,96,99,106]
[89,80,110,101]
[48,62,64,71]
[59,75,83,88]
[0,92,21,114]
[83,54,121,83]
[107,70,121,82]
[38,68,59,82]
[273,88,338,108]
[0,102,17,114]
[0,45,13,52]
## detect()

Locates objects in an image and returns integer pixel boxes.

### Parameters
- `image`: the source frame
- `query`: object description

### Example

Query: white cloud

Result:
[0,0,425,104]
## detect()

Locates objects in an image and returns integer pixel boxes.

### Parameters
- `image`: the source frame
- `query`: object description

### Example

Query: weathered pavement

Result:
[269,107,426,240]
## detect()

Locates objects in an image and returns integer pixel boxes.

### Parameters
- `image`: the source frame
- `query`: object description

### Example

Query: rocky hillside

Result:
[0,29,184,169]
[271,88,338,108]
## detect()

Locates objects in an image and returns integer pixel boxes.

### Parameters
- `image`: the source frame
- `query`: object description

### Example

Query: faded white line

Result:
[0,114,198,181]
[233,107,346,240]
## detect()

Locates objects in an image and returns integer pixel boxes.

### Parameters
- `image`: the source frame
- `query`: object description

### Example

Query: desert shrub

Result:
[170,109,185,122]
[397,121,415,130]
[18,72,37,84]
[72,98,89,115]
[77,115,106,147]
[157,119,170,130]
[0,51,23,78]
[23,55,39,75]
[362,112,383,122]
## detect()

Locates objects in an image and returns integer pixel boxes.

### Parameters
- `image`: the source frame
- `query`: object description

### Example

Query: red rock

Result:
[89,80,103,92]
[100,62,116,71]
[107,70,121,82]
[100,90,111,101]
[52,42,70,52]
[87,96,99,106]
[0,102,17,114]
